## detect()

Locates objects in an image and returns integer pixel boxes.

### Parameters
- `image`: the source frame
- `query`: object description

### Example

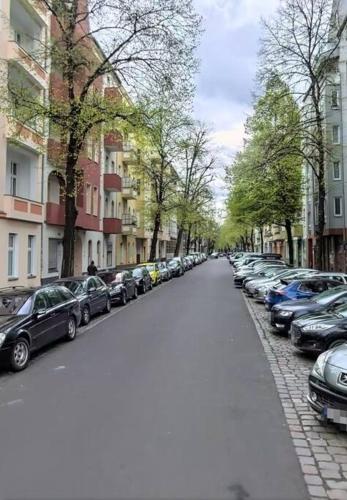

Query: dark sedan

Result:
[56,276,111,325]
[131,267,153,294]
[107,271,138,305]
[167,259,183,277]
[271,286,347,333]
[0,286,81,372]
[290,303,347,354]
[158,262,172,281]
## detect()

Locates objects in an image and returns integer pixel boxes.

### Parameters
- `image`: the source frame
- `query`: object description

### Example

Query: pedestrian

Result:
[87,260,97,276]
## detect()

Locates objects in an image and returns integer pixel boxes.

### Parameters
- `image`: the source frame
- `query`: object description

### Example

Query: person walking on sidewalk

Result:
[87,260,97,276]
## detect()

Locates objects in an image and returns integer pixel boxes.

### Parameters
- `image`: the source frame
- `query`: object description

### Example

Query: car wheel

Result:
[10,337,30,372]
[66,316,77,341]
[121,291,127,306]
[133,287,138,299]
[328,339,346,350]
[104,297,111,313]
[149,280,153,290]
[81,305,90,325]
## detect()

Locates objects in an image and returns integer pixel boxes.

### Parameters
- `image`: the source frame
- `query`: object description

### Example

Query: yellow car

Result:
[140,262,162,286]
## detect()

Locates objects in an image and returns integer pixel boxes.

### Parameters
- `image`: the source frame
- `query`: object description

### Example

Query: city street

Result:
[0,259,308,500]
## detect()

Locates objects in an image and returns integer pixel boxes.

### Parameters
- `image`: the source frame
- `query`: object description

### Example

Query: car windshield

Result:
[132,268,143,278]
[314,288,345,305]
[60,281,85,296]
[0,294,33,315]
[168,261,178,268]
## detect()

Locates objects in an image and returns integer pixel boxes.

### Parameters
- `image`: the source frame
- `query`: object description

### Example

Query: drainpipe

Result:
[340,65,347,272]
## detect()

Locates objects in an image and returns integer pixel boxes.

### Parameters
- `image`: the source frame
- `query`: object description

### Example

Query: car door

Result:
[123,271,133,296]
[29,290,59,350]
[94,276,108,311]
[45,287,69,341]
[296,282,318,299]
[87,277,101,314]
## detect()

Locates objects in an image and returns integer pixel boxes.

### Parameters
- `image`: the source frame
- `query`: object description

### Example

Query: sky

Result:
[193,0,280,215]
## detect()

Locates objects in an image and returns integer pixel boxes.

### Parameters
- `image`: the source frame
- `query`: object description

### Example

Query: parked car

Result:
[210,252,219,259]
[106,271,138,305]
[0,286,81,371]
[167,259,184,277]
[251,269,319,302]
[307,344,347,424]
[290,302,347,353]
[241,265,288,290]
[234,260,287,287]
[271,286,347,334]
[131,267,153,293]
[158,262,172,281]
[305,272,347,284]
[183,256,193,271]
[138,262,161,286]
[264,277,342,311]
[56,275,111,325]
[171,256,186,272]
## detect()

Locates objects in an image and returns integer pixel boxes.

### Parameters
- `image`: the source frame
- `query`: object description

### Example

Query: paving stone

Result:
[307,485,327,497]
[327,490,347,499]
[304,475,323,486]
[321,470,342,480]
[326,480,347,489]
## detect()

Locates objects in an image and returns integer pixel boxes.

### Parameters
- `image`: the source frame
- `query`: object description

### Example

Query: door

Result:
[29,291,58,350]
[94,277,108,311]
[44,287,69,341]
[87,277,102,314]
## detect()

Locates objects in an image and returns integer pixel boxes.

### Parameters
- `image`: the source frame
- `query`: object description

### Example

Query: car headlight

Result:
[279,311,293,317]
[0,332,6,348]
[303,324,334,332]
[312,350,332,378]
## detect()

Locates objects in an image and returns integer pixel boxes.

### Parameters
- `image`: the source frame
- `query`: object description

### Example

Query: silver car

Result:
[308,344,347,426]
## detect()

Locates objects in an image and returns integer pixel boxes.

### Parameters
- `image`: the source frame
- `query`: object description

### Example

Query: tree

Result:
[174,123,215,256]
[2,0,202,276]
[260,0,347,269]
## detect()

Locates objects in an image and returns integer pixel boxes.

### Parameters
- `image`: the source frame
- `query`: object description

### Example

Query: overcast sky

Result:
[193,0,279,214]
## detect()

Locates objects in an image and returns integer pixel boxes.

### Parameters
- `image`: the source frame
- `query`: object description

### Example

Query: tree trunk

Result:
[260,227,264,254]
[175,227,184,256]
[61,142,79,278]
[186,225,192,255]
[285,219,294,266]
[149,210,161,262]
[315,175,326,270]
[250,228,254,252]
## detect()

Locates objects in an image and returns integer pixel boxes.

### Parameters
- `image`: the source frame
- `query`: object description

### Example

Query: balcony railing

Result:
[122,177,137,189]
[122,214,137,226]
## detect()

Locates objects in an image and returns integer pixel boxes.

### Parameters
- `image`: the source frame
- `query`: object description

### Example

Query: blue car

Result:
[264,277,342,311]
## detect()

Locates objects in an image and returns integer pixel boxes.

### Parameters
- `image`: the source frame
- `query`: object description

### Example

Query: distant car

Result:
[245,268,316,298]
[158,262,172,281]
[171,257,186,273]
[307,344,347,424]
[107,271,138,305]
[265,278,342,311]
[290,302,347,354]
[210,252,219,259]
[167,259,183,277]
[56,276,111,325]
[138,262,161,286]
[271,286,347,334]
[0,286,81,371]
[131,267,153,293]
[183,256,193,271]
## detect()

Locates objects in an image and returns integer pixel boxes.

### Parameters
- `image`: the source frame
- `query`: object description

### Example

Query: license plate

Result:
[323,406,347,425]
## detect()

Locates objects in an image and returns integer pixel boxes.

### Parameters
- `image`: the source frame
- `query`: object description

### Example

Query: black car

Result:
[271,286,347,334]
[131,267,153,294]
[291,302,347,354]
[158,262,172,281]
[56,276,111,325]
[0,286,81,372]
[107,271,138,305]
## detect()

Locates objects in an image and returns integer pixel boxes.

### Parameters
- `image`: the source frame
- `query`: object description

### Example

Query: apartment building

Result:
[0,0,49,286]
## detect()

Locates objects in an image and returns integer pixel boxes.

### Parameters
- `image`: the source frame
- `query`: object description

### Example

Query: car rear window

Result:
[0,294,33,315]
[132,268,143,278]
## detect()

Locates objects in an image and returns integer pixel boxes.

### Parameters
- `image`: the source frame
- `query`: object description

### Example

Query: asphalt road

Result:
[0,259,308,500]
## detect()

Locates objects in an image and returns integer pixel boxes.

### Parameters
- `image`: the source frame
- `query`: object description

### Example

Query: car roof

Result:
[56,276,88,282]
[0,286,38,297]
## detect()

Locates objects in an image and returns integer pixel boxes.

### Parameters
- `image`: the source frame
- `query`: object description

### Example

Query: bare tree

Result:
[260,0,347,269]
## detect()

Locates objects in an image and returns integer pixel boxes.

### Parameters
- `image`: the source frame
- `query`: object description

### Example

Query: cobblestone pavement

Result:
[244,293,347,500]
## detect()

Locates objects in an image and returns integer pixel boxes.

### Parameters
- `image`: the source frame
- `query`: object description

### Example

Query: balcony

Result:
[122,213,137,236]
[123,143,138,165]
[46,202,100,231]
[122,177,138,199]
[3,195,43,223]
[104,132,123,151]
[103,217,122,234]
[104,173,122,192]
[8,34,47,86]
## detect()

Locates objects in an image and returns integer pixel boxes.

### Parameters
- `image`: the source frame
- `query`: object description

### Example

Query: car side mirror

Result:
[34,308,46,318]
[88,287,96,293]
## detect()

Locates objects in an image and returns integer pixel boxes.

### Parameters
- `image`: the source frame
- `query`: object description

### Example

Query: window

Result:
[95,277,104,289]
[332,88,339,108]
[334,196,343,216]
[86,184,92,214]
[332,125,340,144]
[111,160,115,173]
[111,201,115,218]
[314,202,319,224]
[34,292,47,312]
[87,277,98,290]
[105,155,109,174]
[105,197,109,217]
[92,186,98,216]
[48,238,60,273]
[45,288,63,307]
[333,161,341,180]
[27,235,35,276]
[8,233,17,277]
[88,240,92,263]
[10,162,17,196]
